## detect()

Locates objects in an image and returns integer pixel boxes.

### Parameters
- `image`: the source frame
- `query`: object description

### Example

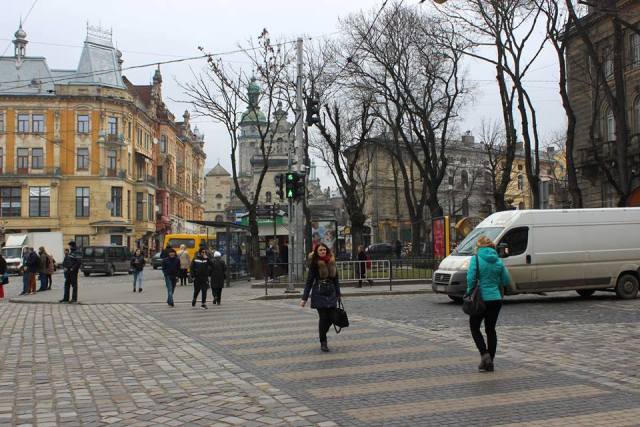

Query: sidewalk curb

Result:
[252,289,432,300]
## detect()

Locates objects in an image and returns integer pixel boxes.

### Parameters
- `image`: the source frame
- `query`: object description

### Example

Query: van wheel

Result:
[615,274,639,299]
[448,295,463,304]
[576,289,595,297]
[83,272,91,277]
[107,265,115,277]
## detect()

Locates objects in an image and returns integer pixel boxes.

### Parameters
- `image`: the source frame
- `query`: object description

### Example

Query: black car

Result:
[151,252,163,269]
[366,243,394,260]
[81,245,132,276]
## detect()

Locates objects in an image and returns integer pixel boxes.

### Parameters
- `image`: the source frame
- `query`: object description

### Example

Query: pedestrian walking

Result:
[209,251,226,305]
[190,247,210,309]
[356,245,373,287]
[19,248,30,295]
[178,244,190,286]
[0,253,7,299]
[60,241,82,303]
[394,239,402,259]
[161,248,180,307]
[130,248,145,293]
[26,246,39,295]
[266,241,276,281]
[300,243,342,353]
[466,235,511,372]
[160,243,172,259]
[46,251,56,290]
[37,247,49,292]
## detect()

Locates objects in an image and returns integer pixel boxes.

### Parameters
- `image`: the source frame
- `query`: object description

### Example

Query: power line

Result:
[0,0,39,57]
[0,37,312,92]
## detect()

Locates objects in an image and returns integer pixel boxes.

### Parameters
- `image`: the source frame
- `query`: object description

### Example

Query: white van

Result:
[432,208,640,300]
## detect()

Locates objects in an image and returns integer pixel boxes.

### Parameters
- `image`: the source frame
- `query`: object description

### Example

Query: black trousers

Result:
[192,281,208,305]
[469,300,502,359]
[63,270,79,302]
[211,287,222,304]
[317,308,333,343]
[179,269,188,286]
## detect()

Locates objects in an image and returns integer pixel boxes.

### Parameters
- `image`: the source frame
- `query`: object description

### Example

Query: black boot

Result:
[479,352,492,371]
[320,341,329,352]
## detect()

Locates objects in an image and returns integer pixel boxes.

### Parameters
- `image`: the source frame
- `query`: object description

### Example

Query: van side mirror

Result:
[497,243,509,258]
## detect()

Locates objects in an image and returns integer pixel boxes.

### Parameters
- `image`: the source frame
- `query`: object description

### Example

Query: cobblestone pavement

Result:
[1,279,639,426]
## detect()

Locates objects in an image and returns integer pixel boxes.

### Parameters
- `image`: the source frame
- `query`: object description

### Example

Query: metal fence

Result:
[262,258,438,295]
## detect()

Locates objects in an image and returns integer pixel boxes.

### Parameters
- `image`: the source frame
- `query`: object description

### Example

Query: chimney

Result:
[461,130,474,146]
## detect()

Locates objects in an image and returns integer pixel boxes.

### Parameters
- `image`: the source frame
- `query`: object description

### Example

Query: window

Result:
[167,238,195,248]
[32,114,44,133]
[136,192,143,221]
[160,135,167,153]
[0,187,21,216]
[603,47,613,77]
[215,193,223,199]
[127,190,131,219]
[498,226,529,257]
[75,187,90,217]
[108,116,118,135]
[111,187,122,217]
[217,203,221,209]
[606,109,616,141]
[148,194,154,221]
[77,114,90,133]
[0,112,4,132]
[29,186,50,217]
[77,147,89,170]
[0,148,3,174]
[461,171,469,189]
[631,33,640,67]
[517,164,523,171]
[107,150,117,174]
[17,148,29,172]
[110,235,123,246]
[517,175,524,191]
[74,235,89,249]
[215,215,224,222]
[127,121,132,140]
[31,148,43,169]
[265,191,272,203]
[17,114,29,133]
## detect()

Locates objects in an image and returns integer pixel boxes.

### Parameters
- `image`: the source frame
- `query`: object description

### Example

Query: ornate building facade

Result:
[0,25,205,250]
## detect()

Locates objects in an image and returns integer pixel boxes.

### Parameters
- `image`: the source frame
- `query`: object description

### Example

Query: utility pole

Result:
[287,37,305,291]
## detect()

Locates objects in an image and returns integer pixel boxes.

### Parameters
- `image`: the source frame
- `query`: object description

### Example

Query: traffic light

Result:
[306,95,321,126]
[274,173,284,200]
[285,172,305,200]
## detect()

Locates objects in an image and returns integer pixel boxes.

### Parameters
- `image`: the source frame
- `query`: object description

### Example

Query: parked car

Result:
[81,245,132,277]
[151,252,163,269]
[366,243,394,260]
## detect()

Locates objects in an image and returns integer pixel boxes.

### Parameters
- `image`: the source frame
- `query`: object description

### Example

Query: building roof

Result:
[0,56,56,95]
[206,163,231,177]
[71,33,125,89]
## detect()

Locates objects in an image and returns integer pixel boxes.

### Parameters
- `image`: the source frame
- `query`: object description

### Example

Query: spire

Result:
[13,21,28,63]
[153,65,162,85]
[247,77,260,108]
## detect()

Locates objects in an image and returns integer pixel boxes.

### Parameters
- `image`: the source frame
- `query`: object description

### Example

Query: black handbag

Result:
[332,299,349,333]
[462,255,486,316]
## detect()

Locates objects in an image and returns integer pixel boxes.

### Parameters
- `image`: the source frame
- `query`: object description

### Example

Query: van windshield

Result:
[454,227,503,256]
[1,248,22,259]
[168,239,195,248]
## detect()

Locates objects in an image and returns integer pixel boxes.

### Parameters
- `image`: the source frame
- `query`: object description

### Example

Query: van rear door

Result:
[498,226,536,292]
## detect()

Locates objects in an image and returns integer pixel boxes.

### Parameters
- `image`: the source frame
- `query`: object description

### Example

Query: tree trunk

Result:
[247,212,261,279]
[411,220,423,257]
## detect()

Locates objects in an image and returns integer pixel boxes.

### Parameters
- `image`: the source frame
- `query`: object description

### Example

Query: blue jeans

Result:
[22,272,29,294]
[164,275,176,305]
[133,271,143,290]
[38,273,48,291]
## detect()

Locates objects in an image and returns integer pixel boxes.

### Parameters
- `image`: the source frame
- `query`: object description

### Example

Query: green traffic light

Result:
[287,189,294,198]
[287,173,294,181]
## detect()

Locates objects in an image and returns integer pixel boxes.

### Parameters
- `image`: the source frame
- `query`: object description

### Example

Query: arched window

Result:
[215,215,224,222]
[215,193,223,199]
[265,191,272,203]
[461,170,469,189]
[517,175,524,191]
[603,107,616,141]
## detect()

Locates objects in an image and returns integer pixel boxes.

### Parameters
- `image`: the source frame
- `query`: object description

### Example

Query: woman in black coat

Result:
[300,243,341,352]
[189,248,211,309]
[209,251,226,305]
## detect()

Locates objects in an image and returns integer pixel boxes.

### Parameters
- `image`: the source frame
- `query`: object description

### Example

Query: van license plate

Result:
[436,285,446,292]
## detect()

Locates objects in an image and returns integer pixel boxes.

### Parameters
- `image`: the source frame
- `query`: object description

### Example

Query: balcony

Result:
[136,175,157,186]
[103,169,126,178]
[99,132,126,146]
[1,167,61,178]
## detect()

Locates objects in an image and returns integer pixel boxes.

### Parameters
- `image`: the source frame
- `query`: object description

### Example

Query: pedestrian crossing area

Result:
[142,301,640,426]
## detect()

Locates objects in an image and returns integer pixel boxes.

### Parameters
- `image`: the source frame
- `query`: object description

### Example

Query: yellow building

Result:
[0,25,205,250]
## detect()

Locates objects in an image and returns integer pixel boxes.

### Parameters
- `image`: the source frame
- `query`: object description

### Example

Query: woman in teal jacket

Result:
[466,235,511,372]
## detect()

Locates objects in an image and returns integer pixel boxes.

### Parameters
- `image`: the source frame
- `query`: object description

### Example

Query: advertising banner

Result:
[432,216,450,259]
[311,220,337,252]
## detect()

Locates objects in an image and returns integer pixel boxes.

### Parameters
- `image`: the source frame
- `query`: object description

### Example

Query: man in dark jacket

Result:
[190,248,210,309]
[37,247,49,292]
[209,251,226,305]
[60,241,82,303]
[26,247,40,294]
[160,243,172,259]
[162,249,180,307]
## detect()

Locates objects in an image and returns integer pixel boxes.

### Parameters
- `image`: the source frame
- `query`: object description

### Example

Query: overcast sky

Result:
[1,0,564,188]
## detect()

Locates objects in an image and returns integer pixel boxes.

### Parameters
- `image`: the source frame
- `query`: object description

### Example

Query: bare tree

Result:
[341,3,468,254]
[479,118,508,209]
[182,30,293,273]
